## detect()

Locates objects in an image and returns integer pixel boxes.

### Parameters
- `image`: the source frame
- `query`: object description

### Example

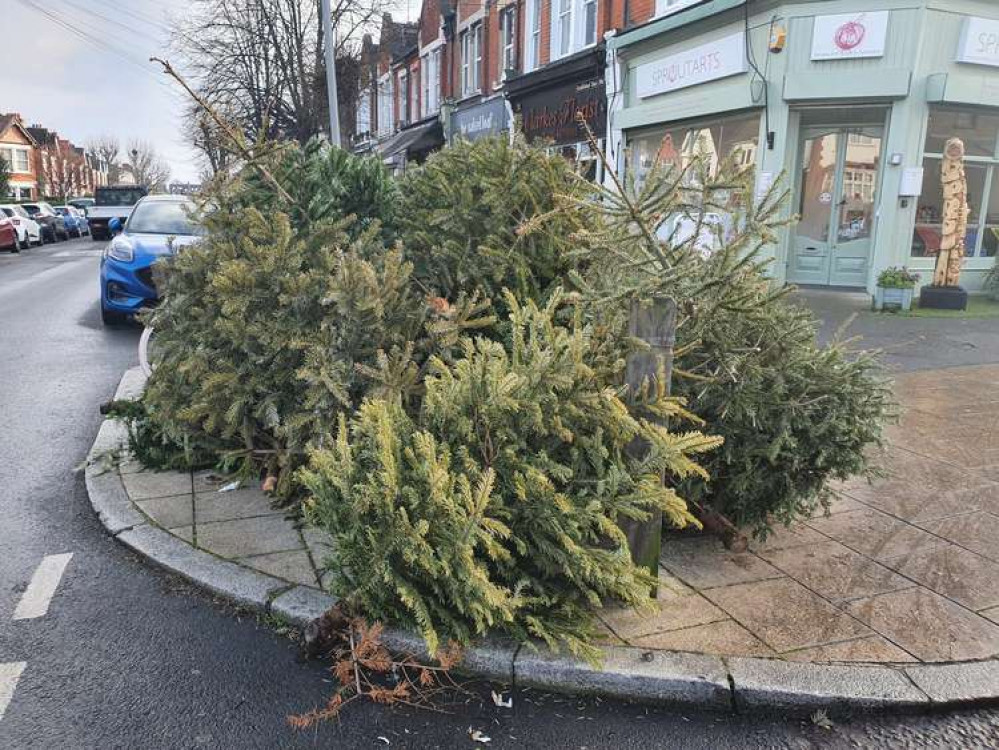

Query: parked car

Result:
[88,185,148,240]
[54,205,89,237]
[21,202,68,242]
[68,197,95,212]
[0,215,18,253]
[0,204,42,249]
[100,195,201,324]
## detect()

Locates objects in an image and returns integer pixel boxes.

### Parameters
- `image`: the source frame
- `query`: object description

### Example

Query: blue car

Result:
[99,195,201,325]
[54,205,88,237]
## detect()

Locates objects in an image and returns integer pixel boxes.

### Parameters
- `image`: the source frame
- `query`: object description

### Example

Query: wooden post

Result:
[621,296,676,596]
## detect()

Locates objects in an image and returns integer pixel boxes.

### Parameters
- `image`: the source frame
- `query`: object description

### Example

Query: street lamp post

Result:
[320,0,341,148]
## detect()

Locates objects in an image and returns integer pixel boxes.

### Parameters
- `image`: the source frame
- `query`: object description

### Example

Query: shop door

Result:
[790,125,883,287]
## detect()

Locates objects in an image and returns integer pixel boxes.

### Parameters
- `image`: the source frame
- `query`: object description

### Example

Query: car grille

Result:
[137,267,156,293]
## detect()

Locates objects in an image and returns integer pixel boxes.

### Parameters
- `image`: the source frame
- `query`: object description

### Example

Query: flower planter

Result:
[873,286,914,312]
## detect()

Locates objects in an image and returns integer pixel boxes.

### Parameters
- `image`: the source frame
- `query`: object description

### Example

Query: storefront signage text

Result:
[957,17,999,68]
[811,11,889,60]
[452,98,510,142]
[636,32,747,99]
[519,77,606,146]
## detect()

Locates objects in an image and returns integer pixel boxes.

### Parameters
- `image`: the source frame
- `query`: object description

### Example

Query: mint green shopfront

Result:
[605,0,999,292]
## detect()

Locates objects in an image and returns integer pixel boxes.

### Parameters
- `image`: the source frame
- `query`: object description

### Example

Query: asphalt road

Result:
[2,237,999,749]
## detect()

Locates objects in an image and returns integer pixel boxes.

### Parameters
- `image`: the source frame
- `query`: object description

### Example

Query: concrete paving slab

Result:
[882,543,999,611]
[846,588,999,662]
[660,538,783,590]
[632,620,775,657]
[728,658,928,711]
[918,511,999,563]
[748,523,826,553]
[598,573,726,641]
[121,470,192,501]
[116,524,285,609]
[806,507,944,562]
[135,494,194,529]
[169,526,194,544]
[239,550,318,587]
[515,646,731,708]
[905,661,999,703]
[759,540,912,603]
[195,488,282,524]
[704,578,872,652]
[782,637,917,664]
[197,515,304,558]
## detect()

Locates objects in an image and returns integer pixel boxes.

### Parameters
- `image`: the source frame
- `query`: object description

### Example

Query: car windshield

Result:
[127,201,199,235]
[95,188,146,206]
[22,205,41,215]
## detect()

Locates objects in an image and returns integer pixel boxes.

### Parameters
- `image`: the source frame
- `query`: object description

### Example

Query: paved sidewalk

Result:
[599,363,999,665]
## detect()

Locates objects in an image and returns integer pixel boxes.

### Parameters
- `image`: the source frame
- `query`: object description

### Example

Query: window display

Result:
[913,107,999,258]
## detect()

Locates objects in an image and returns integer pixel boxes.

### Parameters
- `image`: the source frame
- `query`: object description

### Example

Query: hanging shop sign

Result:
[957,17,999,68]
[451,97,510,142]
[519,75,606,146]
[636,32,747,99]
[811,11,889,61]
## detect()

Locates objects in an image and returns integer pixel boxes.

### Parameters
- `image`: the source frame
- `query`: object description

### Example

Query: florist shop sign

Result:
[636,32,747,99]
[519,75,607,146]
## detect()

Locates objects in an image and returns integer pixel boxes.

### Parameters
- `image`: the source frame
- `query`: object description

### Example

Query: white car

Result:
[0,204,42,249]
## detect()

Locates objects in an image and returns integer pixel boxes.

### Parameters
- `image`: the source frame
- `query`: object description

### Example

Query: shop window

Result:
[912,108,999,258]
[923,109,999,158]
[628,112,761,189]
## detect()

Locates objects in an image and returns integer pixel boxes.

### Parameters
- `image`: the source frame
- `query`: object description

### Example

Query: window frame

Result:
[525,0,542,72]
[500,6,518,77]
[912,107,999,261]
[654,0,700,19]
[398,69,409,124]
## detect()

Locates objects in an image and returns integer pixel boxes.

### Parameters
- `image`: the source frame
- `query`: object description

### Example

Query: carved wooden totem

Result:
[934,137,969,287]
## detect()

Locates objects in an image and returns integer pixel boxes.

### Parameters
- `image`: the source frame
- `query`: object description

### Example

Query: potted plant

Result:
[874,266,919,311]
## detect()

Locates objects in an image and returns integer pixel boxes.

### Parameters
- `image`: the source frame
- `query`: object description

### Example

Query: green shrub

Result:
[301,293,720,658]
[876,266,920,289]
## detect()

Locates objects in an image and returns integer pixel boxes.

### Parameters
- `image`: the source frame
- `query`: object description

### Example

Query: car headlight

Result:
[106,236,134,262]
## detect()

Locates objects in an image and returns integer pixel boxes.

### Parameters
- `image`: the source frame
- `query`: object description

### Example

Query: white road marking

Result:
[0,662,26,722]
[13,553,73,620]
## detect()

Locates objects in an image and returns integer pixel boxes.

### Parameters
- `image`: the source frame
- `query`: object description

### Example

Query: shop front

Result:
[608,0,999,292]
[377,116,445,173]
[448,95,511,143]
[506,47,608,181]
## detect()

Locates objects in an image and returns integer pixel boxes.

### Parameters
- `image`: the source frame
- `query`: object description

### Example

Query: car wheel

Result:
[17,235,27,251]
[101,305,128,326]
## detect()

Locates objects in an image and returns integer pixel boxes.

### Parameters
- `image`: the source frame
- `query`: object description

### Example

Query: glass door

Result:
[790,125,883,286]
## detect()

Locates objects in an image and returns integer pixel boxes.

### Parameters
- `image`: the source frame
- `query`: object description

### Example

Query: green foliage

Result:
[985,260,999,300]
[397,136,587,317]
[877,266,920,289]
[302,294,719,658]
[103,399,223,472]
[572,149,895,537]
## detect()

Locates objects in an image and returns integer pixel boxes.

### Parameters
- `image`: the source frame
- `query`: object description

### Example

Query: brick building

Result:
[0,114,39,200]
[357,0,643,173]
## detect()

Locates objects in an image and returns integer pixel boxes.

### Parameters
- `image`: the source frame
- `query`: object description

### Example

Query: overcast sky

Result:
[2,0,207,183]
[1,0,417,184]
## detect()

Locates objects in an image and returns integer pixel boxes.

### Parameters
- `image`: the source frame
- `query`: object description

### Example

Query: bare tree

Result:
[85,134,122,183]
[124,140,172,192]
[171,0,376,152]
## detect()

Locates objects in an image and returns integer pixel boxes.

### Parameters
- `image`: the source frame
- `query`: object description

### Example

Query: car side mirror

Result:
[109,217,123,234]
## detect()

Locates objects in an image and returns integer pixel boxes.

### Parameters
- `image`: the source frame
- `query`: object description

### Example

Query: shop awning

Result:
[378,119,444,161]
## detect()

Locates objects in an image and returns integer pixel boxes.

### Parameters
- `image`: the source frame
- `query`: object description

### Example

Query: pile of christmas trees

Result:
[130,135,892,656]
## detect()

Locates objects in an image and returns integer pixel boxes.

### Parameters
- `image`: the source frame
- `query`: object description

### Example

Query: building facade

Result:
[0,114,39,200]
[607,0,999,292]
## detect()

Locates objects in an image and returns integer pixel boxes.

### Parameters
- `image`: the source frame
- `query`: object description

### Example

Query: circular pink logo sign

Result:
[834,20,866,51]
